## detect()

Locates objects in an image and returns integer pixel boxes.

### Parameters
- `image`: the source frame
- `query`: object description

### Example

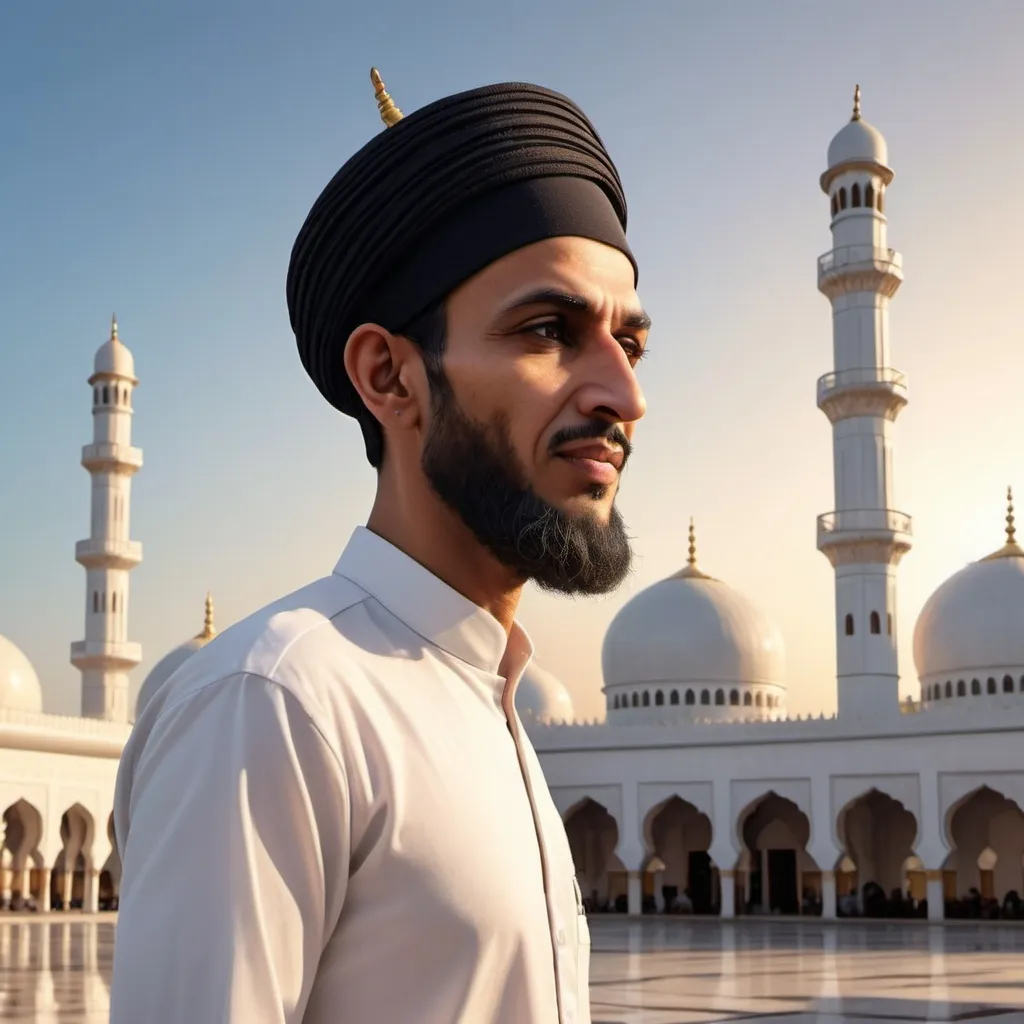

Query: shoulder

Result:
[138,572,381,733]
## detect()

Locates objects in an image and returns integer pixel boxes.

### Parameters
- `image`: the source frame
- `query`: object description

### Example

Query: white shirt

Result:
[111,527,591,1024]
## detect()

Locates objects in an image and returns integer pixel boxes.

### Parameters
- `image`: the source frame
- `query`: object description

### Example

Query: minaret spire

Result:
[71,317,143,723]
[816,95,909,722]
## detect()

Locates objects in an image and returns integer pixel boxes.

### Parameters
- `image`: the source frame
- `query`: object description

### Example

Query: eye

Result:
[619,338,648,365]
[524,319,567,342]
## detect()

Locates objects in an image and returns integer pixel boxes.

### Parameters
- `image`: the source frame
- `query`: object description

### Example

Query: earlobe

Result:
[343,323,426,428]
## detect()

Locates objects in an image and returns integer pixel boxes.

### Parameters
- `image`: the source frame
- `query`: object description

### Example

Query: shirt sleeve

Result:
[109,674,350,1023]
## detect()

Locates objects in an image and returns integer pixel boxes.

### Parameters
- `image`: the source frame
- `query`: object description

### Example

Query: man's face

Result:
[419,236,649,595]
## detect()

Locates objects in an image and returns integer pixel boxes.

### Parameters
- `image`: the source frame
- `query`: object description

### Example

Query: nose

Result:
[575,336,647,427]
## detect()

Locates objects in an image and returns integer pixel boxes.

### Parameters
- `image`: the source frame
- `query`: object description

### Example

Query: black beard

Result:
[420,374,634,596]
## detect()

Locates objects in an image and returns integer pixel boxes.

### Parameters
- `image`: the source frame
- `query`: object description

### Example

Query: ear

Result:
[343,323,429,429]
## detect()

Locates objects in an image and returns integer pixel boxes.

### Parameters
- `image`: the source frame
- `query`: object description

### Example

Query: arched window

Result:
[92,591,99,613]
[838,187,847,210]
[684,689,694,706]
[987,677,997,694]
[670,690,679,705]
[700,689,710,705]
[851,183,862,207]
[933,684,941,700]
[877,188,885,213]
[956,679,966,697]
[631,692,639,707]
[1020,676,1024,692]
[93,387,99,405]
[102,385,109,404]
[831,193,839,216]
[971,678,981,695]
[654,690,664,706]
[845,613,854,636]
[714,689,725,706]
[743,692,752,706]
[870,611,881,634]
[887,612,893,635]
[944,680,953,699]
[1004,675,1014,693]
[755,692,764,707]
[642,690,650,707]
[865,183,875,208]
[729,689,740,706]
[112,592,118,612]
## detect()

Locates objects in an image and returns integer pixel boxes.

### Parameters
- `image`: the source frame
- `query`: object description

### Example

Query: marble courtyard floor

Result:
[0,915,1023,1022]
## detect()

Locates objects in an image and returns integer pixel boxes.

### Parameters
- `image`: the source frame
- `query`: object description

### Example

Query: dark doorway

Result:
[688,850,714,913]
[768,848,798,914]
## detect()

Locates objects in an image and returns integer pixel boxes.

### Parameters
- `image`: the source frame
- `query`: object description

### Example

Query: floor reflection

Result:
[589,918,1024,1024]
[1,916,1024,1022]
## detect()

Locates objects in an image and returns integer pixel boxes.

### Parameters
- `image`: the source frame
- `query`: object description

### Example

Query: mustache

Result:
[548,421,632,467]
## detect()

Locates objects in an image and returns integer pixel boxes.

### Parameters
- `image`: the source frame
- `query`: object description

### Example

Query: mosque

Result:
[2,89,1023,923]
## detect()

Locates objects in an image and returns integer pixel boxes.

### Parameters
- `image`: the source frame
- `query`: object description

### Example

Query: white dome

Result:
[827,118,888,169]
[92,317,136,380]
[0,635,44,714]
[824,87,889,173]
[914,528,1024,691]
[515,662,575,724]
[602,528,785,720]
[135,595,217,720]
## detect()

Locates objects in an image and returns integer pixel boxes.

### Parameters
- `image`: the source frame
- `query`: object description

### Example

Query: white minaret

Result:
[70,316,142,722]
[816,87,911,721]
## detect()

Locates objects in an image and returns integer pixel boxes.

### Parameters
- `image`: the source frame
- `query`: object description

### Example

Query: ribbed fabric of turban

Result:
[286,82,636,418]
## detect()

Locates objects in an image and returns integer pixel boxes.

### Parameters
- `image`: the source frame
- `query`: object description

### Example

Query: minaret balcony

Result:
[818,244,903,296]
[81,442,143,473]
[75,538,142,569]
[817,508,913,553]
[70,639,142,671]
[817,367,908,422]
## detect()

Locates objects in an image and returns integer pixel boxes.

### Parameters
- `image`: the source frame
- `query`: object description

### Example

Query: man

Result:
[111,69,649,1023]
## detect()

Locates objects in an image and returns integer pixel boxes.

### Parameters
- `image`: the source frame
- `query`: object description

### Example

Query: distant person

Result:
[110,70,649,1023]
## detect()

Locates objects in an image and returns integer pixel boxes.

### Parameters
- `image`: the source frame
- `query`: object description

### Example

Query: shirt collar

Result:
[333,526,534,678]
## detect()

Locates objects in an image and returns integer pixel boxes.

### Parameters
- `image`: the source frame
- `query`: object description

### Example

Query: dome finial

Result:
[1007,486,1016,545]
[110,314,119,343]
[197,591,217,640]
[370,67,403,127]
[852,84,862,122]
[688,517,698,566]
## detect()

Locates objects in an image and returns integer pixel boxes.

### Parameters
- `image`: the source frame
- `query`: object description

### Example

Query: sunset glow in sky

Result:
[2,1,1022,719]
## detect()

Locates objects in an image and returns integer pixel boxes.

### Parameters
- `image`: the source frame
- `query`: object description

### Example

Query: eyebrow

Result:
[499,288,652,332]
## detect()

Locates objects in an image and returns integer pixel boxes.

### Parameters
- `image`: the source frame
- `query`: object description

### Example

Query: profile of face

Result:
[418,236,649,596]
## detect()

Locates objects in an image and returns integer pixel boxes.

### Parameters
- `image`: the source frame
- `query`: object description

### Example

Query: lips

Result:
[553,442,625,471]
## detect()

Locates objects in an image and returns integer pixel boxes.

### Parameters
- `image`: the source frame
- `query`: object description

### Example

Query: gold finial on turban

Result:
[110,314,119,343]
[852,84,862,122]
[196,591,217,640]
[370,67,403,127]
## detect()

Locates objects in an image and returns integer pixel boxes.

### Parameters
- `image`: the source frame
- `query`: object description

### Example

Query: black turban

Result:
[286,81,636,419]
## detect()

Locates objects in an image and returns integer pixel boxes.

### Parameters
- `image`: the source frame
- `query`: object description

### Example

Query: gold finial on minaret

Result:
[196,591,217,640]
[852,84,862,122]
[370,67,403,127]
[110,314,119,343]
[673,517,713,580]
[688,517,697,565]
[1006,486,1016,545]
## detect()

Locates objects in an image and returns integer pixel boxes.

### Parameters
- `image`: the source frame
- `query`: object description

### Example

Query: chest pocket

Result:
[572,875,591,1019]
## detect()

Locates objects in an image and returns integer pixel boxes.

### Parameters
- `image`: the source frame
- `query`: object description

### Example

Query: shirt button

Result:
[557,929,566,945]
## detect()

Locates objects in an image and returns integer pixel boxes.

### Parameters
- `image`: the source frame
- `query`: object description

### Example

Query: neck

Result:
[366,467,524,634]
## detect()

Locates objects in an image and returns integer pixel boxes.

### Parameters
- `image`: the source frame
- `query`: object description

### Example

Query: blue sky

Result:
[2,1,1023,718]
